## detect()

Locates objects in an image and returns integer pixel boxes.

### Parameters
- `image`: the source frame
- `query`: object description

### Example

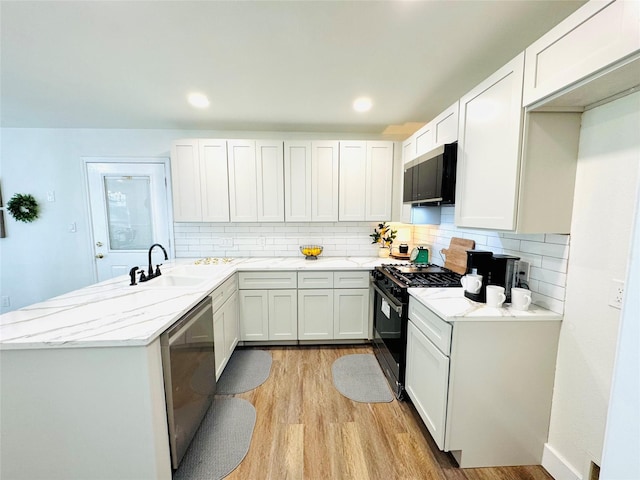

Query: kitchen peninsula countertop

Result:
[0,256,400,350]
[409,287,562,322]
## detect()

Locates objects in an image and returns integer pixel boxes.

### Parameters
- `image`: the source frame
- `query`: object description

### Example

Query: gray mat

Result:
[332,353,394,403]
[215,349,272,395]
[173,397,256,480]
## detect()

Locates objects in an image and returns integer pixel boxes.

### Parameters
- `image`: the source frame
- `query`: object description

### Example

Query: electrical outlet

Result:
[1,296,10,308]
[257,236,265,246]
[608,279,625,309]
[222,237,233,247]
[517,260,530,284]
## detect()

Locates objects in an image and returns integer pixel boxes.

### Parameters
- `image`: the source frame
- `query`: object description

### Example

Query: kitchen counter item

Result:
[300,245,323,260]
[390,253,410,260]
[441,237,475,274]
[409,246,430,264]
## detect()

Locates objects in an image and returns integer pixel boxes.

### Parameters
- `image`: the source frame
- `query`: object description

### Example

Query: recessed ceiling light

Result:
[188,93,210,109]
[353,97,373,113]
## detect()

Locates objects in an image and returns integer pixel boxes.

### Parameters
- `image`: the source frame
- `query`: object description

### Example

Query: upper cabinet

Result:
[283,141,339,222]
[432,102,459,147]
[170,139,229,222]
[339,141,393,221]
[455,53,525,231]
[414,124,434,158]
[523,0,640,107]
[228,140,285,222]
[455,52,582,233]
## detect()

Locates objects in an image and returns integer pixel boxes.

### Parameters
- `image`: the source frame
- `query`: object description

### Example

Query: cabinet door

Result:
[256,140,284,222]
[523,0,640,106]
[239,290,269,341]
[432,102,459,146]
[284,141,312,222]
[213,307,227,380]
[228,140,257,222]
[312,141,339,222]
[333,289,369,340]
[415,123,434,157]
[402,136,416,164]
[268,290,298,340]
[365,141,393,221]
[405,321,450,450]
[455,53,525,231]
[338,141,367,221]
[298,290,334,340]
[223,291,239,358]
[199,139,230,222]
[170,139,202,222]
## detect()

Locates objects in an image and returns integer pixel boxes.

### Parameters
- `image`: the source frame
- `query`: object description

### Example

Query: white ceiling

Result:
[0,0,586,135]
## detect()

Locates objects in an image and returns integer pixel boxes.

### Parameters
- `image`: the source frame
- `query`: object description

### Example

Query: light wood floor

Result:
[225,345,554,480]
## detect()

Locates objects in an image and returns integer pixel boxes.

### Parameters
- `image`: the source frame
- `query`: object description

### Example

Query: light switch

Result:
[47,191,56,202]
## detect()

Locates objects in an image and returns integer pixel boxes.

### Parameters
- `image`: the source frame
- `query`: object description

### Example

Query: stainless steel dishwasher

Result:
[161,296,215,470]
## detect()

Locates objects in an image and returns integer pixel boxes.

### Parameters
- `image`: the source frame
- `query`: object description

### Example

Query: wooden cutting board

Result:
[442,237,475,274]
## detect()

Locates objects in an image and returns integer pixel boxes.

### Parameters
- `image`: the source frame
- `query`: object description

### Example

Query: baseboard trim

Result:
[542,443,582,480]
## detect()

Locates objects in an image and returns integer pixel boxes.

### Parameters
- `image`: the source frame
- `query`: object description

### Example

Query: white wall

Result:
[544,92,640,480]
[0,128,384,313]
[412,207,570,314]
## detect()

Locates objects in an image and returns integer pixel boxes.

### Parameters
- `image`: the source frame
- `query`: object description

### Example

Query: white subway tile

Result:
[530,267,567,287]
[537,282,566,301]
[542,256,569,273]
[520,240,570,259]
[487,237,521,251]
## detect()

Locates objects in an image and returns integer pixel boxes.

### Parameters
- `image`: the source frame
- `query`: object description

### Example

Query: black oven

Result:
[372,281,407,399]
[371,264,462,400]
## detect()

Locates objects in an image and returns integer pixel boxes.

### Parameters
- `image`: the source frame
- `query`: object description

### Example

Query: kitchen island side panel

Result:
[0,340,171,480]
[444,320,561,468]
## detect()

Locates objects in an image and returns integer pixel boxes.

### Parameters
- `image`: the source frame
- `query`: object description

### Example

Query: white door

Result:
[86,161,171,282]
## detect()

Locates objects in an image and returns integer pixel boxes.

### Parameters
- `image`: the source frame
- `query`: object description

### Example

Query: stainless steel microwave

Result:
[403,142,457,206]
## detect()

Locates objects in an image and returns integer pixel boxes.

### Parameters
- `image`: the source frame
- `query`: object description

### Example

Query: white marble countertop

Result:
[408,287,563,322]
[0,256,402,351]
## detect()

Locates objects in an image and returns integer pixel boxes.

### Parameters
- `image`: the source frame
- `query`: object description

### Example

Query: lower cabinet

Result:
[212,277,239,380]
[239,270,370,342]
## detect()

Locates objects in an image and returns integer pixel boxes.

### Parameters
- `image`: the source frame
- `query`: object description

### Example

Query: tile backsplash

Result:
[413,206,569,314]
[174,206,569,314]
[174,222,382,258]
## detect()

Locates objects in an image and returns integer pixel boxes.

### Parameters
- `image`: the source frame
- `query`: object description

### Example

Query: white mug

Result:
[486,285,506,307]
[511,287,532,311]
[460,274,483,294]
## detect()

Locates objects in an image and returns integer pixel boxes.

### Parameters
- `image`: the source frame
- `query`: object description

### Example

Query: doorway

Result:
[85,159,173,283]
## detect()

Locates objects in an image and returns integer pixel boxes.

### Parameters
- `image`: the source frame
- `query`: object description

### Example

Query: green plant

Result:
[370,222,397,247]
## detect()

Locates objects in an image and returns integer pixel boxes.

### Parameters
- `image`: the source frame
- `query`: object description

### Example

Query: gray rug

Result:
[215,349,272,395]
[173,397,256,480]
[332,354,394,403]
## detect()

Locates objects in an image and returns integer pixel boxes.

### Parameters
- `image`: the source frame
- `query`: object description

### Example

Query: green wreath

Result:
[6,193,40,223]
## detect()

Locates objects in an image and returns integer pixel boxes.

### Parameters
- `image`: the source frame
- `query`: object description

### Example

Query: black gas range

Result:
[371,263,462,399]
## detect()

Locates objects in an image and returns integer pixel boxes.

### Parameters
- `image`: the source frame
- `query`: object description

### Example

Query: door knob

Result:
[95,253,104,259]
[96,241,104,247]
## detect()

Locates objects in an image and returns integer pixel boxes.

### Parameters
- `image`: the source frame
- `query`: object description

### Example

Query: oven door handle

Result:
[372,283,404,315]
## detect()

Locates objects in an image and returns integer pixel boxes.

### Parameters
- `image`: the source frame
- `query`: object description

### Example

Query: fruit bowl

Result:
[300,245,323,260]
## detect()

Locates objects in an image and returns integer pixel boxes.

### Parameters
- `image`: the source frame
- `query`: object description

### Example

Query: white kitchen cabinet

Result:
[239,272,298,341]
[432,101,459,146]
[228,140,258,222]
[333,289,369,340]
[406,296,561,468]
[284,141,312,221]
[523,0,640,107]
[414,123,434,157]
[402,135,416,164]
[170,139,229,222]
[212,276,240,379]
[406,320,450,449]
[256,140,285,222]
[284,140,339,222]
[455,53,525,231]
[297,271,370,341]
[298,289,334,340]
[339,141,394,221]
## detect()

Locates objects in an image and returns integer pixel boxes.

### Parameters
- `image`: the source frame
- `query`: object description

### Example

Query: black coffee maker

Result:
[491,254,521,303]
[464,250,493,302]
[465,251,521,303]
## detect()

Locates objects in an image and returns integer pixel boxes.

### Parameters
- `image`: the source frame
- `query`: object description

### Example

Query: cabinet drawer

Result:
[238,271,297,290]
[333,271,370,289]
[408,297,452,356]
[298,271,333,289]
[210,274,238,312]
